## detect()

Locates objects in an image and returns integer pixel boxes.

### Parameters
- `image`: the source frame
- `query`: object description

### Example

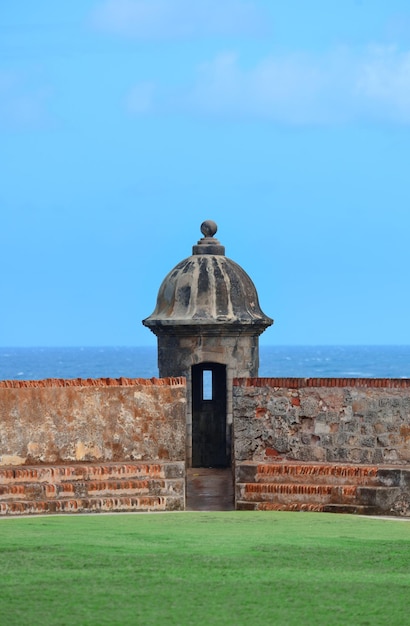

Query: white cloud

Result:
[91,0,269,39]
[0,71,51,130]
[184,51,328,124]
[125,44,410,125]
[356,46,410,122]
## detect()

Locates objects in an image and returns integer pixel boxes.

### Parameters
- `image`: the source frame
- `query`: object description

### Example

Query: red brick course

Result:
[234,377,410,388]
[0,377,185,388]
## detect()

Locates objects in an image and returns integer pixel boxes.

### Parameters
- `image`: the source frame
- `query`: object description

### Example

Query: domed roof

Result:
[143,221,273,334]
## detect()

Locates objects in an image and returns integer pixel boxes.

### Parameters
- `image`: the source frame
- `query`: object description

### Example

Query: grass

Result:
[0,511,409,626]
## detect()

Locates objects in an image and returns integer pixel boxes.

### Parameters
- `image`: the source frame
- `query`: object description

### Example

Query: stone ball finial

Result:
[200,220,217,238]
[192,220,224,255]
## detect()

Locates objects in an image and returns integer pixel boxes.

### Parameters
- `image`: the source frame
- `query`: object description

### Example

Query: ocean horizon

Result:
[1,345,410,381]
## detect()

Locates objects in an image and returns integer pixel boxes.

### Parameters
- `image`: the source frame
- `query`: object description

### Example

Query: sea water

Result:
[1,345,410,380]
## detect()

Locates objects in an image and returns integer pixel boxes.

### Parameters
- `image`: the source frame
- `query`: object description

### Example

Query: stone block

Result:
[236,464,257,483]
[377,468,401,487]
[399,469,410,488]
[360,437,376,448]
[301,417,314,432]
[383,449,399,463]
[299,397,320,418]
[314,421,331,435]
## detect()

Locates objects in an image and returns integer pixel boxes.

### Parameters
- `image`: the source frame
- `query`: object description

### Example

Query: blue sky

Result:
[1,0,410,347]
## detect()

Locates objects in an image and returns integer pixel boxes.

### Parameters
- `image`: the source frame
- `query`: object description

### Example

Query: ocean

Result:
[1,346,410,380]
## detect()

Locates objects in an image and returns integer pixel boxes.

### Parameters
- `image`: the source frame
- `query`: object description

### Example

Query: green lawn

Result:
[0,511,409,625]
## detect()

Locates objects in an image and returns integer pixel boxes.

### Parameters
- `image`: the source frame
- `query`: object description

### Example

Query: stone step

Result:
[236,482,401,508]
[0,477,184,501]
[322,503,380,515]
[237,462,383,487]
[236,501,379,515]
[0,462,185,514]
[0,462,184,485]
[0,495,184,516]
[235,462,409,515]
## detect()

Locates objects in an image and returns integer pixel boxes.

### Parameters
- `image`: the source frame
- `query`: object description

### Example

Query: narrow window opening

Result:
[203,370,213,400]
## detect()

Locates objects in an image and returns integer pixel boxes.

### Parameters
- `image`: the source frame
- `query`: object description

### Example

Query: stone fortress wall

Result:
[0,375,410,515]
[0,377,186,515]
[233,378,410,515]
[233,377,410,466]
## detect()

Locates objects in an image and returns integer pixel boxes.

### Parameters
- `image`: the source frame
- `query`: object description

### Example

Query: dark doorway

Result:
[192,363,228,468]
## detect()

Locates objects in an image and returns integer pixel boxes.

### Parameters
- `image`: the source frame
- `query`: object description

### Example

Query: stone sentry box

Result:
[143,221,273,468]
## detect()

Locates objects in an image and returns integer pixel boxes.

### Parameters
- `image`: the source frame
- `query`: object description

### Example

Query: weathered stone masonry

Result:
[233,377,410,465]
[0,377,186,514]
[233,378,410,515]
[1,375,410,515]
